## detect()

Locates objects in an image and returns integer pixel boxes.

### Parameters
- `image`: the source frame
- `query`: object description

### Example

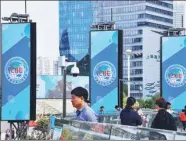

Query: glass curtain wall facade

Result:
[59,1,93,75]
[92,0,173,98]
[59,0,173,98]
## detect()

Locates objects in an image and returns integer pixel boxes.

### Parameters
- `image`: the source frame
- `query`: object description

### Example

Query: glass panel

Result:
[110,125,139,140]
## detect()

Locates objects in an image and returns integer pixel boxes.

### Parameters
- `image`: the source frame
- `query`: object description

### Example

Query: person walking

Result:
[71,87,98,122]
[133,101,148,124]
[165,102,178,115]
[120,97,142,126]
[180,109,186,131]
[115,105,122,112]
[99,106,104,115]
[151,98,177,131]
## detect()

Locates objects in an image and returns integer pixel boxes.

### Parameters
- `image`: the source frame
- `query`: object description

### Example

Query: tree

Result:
[138,99,145,108]
[144,99,154,109]
[151,93,161,103]
[122,84,128,97]
[122,94,127,108]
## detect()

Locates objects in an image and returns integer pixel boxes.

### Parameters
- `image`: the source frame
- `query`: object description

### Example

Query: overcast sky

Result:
[1,1,59,58]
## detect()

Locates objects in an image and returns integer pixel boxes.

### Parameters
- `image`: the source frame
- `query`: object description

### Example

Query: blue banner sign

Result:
[90,30,122,113]
[1,23,36,120]
[161,36,186,111]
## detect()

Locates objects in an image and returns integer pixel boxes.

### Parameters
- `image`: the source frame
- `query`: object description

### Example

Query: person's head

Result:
[126,97,136,110]
[71,87,88,109]
[115,105,120,111]
[100,106,104,111]
[155,97,166,110]
[130,97,136,104]
[185,105,186,109]
[165,102,171,109]
[133,101,140,110]
[182,109,185,112]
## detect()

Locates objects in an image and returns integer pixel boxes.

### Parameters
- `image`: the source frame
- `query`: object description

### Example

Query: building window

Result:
[145,13,173,24]
[130,77,143,81]
[146,6,173,16]
[137,21,172,29]
[132,45,143,51]
[146,0,173,9]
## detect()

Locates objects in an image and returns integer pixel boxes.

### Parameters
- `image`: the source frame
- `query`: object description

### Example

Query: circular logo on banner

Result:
[93,61,116,86]
[165,64,186,87]
[5,57,29,84]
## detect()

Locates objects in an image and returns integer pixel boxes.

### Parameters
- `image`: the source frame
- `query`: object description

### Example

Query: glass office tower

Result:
[59,0,173,98]
[59,1,93,75]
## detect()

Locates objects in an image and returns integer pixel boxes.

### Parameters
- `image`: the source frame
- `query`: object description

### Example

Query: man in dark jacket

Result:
[120,97,142,126]
[151,98,177,131]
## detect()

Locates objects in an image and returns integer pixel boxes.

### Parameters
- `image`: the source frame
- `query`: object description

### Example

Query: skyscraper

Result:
[37,56,59,75]
[59,1,173,99]
[173,1,186,28]
[59,1,93,75]
[92,1,173,99]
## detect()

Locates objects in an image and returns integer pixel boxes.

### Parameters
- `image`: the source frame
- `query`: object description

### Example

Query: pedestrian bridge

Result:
[52,118,186,140]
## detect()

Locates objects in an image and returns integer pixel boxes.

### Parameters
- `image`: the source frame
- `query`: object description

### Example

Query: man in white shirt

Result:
[166,102,178,115]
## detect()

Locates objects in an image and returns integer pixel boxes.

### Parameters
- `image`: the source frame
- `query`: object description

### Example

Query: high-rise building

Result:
[53,60,61,75]
[92,1,173,99]
[59,1,93,76]
[37,56,59,75]
[173,1,186,28]
[59,1,173,99]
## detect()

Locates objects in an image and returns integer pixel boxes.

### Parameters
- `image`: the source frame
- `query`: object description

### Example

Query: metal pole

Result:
[10,123,12,140]
[127,55,130,97]
[111,8,113,21]
[0,0,2,138]
[62,68,67,118]
[118,79,121,107]
[25,0,27,14]
[182,15,184,28]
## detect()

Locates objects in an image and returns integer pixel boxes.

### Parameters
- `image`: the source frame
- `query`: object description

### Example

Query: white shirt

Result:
[167,109,174,114]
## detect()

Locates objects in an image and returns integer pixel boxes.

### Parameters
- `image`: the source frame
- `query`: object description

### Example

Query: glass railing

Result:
[58,110,184,131]
[51,118,186,140]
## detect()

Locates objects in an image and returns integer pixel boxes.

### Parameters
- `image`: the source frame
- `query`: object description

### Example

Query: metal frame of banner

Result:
[1,13,36,140]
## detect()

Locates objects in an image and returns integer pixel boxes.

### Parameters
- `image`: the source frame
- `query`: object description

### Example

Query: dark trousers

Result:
[182,121,186,130]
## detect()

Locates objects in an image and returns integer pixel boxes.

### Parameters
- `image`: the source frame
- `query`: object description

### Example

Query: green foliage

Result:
[140,93,161,109]
[122,92,161,109]
[122,94,127,108]
[123,84,128,97]
[36,117,49,129]
[151,93,160,102]
[138,99,145,108]
[143,99,154,109]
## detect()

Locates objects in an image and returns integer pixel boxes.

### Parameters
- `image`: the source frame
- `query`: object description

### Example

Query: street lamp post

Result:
[58,56,79,118]
[125,49,133,98]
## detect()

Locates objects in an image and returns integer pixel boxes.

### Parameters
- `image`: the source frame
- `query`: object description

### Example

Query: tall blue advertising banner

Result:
[90,30,123,113]
[161,36,186,111]
[1,23,36,121]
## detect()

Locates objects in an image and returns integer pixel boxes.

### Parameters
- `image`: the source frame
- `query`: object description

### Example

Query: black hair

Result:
[184,108,186,115]
[100,106,104,109]
[71,87,88,101]
[125,97,136,111]
[115,105,119,109]
[165,102,171,109]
